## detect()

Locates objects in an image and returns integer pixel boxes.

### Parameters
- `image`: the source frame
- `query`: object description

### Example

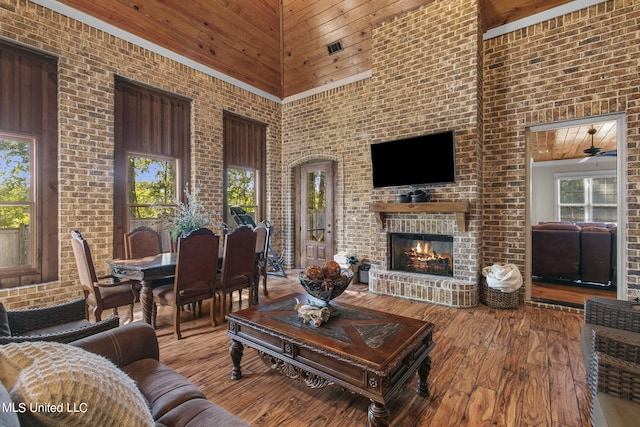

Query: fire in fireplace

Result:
[390,233,454,277]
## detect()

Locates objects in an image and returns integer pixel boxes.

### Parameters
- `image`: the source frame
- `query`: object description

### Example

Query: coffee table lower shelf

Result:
[225,293,435,427]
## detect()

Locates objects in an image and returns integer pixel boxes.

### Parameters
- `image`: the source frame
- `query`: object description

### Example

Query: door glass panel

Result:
[306,171,326,242]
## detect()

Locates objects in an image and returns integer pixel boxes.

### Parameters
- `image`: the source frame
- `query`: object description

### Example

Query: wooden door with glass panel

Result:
[299,161,334,267]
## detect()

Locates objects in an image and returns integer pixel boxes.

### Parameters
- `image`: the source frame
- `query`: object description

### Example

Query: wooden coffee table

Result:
[226,293,435,427]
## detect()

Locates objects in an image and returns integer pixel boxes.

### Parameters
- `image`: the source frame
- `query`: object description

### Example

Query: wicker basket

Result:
[480,278,519,309]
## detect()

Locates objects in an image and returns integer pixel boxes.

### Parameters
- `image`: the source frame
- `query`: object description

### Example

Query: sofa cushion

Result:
[0,303,10,337]
[155,397,250,427]
[0,341,154,426]
[122,358,207,420]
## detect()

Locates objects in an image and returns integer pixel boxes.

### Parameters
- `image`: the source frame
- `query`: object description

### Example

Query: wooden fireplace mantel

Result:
[369,201,470,231]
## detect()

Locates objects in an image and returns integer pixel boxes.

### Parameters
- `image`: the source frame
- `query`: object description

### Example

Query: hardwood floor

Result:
[150,271,590,427]
[531,279,616,307]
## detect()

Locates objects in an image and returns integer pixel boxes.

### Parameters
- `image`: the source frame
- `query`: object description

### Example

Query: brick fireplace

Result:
[390,233,454,277]
[368,203,478,308]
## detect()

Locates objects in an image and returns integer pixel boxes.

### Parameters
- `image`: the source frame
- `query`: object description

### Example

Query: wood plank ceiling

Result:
[56,0,574,99]
[531,122,617,163]
[56,0,608,162]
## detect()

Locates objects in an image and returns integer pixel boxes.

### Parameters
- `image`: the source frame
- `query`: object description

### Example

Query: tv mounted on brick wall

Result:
[370,130,456,188]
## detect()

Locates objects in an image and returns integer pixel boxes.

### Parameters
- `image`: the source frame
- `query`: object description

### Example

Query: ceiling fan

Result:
[583,126,601,156]
[579,125,616,162]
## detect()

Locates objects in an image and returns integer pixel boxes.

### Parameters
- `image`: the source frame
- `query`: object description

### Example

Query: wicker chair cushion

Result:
[581,323,640,369]
[593,392,640,427]
[0,303,9,337]
[22,319,90,336]
[0,341,153,426]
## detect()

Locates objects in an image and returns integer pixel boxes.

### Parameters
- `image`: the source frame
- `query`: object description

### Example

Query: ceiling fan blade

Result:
[583,146,602,156]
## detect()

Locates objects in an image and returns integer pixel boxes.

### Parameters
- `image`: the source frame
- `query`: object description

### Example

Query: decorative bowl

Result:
[298,269,354,317]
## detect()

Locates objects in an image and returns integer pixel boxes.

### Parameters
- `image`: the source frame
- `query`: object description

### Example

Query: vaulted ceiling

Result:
[55,0,574,99]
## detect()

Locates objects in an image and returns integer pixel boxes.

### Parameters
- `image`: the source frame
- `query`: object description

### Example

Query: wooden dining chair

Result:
[70,230,139,322]
[219,225,257,320]
[151,228,219,339]
[253,222,269,296]
[124,226,163,259]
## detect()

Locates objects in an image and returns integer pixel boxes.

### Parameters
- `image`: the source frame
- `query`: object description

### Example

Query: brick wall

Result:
[282,0,482,290]
[0,0,281,309]
[283,0,640,302]
[483,0,640,300]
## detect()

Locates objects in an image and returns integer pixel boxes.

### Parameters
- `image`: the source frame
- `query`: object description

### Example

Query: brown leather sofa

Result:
[0,322,249,427]
[532,221,616,285]
[532,222,582,281]
[581,225,614,284]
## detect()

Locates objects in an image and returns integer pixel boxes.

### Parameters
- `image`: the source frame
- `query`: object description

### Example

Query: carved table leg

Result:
[367,401,390,427]
[230,339,244,380]
[416,355,432,397]
[140,280,153,325]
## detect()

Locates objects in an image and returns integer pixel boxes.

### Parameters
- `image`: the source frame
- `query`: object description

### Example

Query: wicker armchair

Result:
[582,296,640,426]
[0,298,119,344]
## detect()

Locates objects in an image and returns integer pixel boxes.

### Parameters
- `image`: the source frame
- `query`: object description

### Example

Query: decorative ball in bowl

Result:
[298,262,354,317]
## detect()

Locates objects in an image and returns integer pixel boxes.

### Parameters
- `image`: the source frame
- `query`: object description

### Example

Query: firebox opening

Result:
[390,233,454,277]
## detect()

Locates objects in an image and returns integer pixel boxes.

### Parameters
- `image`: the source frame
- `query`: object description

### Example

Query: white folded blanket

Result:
[482,263,522,293]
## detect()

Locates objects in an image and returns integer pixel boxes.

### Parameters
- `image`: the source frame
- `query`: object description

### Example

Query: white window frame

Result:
[554,171,617,223]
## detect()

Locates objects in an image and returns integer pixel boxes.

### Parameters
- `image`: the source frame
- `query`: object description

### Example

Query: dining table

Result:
[108,253,177,325]
[107,251,261,325]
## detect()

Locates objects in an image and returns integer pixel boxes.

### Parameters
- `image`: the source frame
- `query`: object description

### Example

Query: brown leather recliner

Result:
[532,222,582,281]
[581,226,614,284]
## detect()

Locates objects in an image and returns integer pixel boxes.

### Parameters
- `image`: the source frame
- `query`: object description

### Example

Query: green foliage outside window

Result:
[0,137,31,229]
[227,169,256,208]
[128,156,176,219]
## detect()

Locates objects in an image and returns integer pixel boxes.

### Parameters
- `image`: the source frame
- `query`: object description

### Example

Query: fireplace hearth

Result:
[390,233,454,277]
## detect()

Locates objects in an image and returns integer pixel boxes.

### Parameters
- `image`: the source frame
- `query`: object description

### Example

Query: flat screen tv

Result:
[370,130,456,188]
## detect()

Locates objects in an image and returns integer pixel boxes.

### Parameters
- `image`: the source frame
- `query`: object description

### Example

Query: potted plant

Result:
[170,185,211,240]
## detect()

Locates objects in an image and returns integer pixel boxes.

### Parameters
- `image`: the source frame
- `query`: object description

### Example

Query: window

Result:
[127,154,178,251]
[0,40,58,286]
[223,112,266,229]
[226,168,258,225]
[0,132,34,271]
[556,174,617,222]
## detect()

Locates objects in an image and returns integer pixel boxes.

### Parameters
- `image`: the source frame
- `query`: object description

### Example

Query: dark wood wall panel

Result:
[113,77,191,257]
[0,40,58,287]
